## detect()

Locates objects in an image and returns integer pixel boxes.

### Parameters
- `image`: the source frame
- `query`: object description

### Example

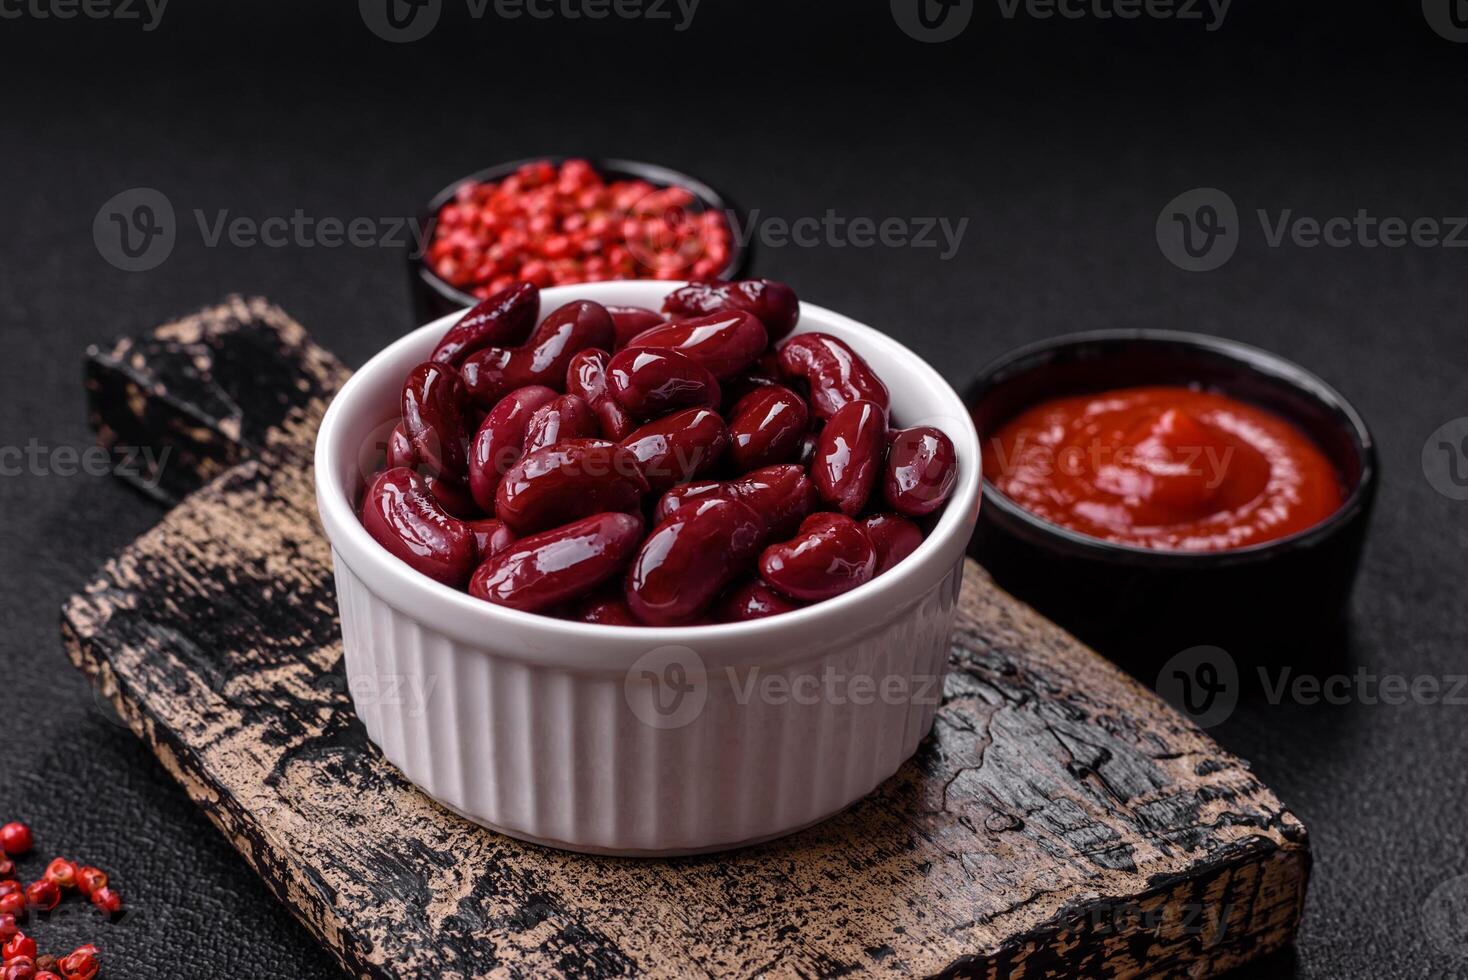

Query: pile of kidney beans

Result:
[359,278,958,626]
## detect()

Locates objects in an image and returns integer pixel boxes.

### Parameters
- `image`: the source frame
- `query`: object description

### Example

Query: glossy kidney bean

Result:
[573,590,642,626]
[360,467,477,587]
[466,517,515,560]
[624,311,767,380]
[606,305,665,350]
[619,408,729,493]
[717,578,804,622]
[726,385,809,472]
[662,278,800,341]
[423,471,479,519]
[800,433,821,468]
[495,439,649,534]
[759,512,877,602]
[625,498,763,625]
[566,349,636,439]
[861,513,923,575]
[470,512,643,613]
[654,464,815,541]
[883,425,958,516]
[606,346,721,420]
[777,333,890,421]
[467,385,558,512]
[523,394,599,453]
[386,423,418,469]
[460,299,615,407]
[430,281,539,366]
[812,399,886,516]
[401,361,470,478]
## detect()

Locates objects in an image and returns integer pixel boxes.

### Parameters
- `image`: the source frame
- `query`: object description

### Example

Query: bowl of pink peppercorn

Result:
[315,277,980,855]
[411,157,747,324]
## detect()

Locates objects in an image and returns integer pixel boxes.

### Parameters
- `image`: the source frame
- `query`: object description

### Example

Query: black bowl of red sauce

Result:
[966,329,1377,668]
[411,157,750,325]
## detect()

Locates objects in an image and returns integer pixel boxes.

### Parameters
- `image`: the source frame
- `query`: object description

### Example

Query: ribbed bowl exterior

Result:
[332,550,965,855]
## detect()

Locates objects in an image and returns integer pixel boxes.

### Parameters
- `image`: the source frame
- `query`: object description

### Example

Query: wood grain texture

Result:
[84,295,348,502]
[62,305,1308,979]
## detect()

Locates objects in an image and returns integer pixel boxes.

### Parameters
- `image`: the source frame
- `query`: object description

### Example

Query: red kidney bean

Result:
[812,399,886,516]
[386,423,418,469]
[623,311,767,380]
[430,281,539,366]
[625,498,763,625]
[566,349,636,439]
[606,346,721,420]
[662,279,800,341]
[460,300,615,407]
[654,464,815,541]
[467,517,515,560]
[759,512,877,602]
[573,590,642,626]
[470,512,643,613]
[423,471,479,519]
[884,425,958,516]
[797,431,819,466]
[717,578,804,622]
[606,305,665,350]
[360,467,477,587]
[523,394,600,453]
[777,333,890,421]
[401,361,470,478]
[619,408,729,493]
[495,439,649,534]
[467,385,558,512]
[726,385,808,472]
[861,513,923,575]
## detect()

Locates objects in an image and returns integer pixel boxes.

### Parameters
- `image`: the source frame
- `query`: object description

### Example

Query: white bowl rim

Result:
[314,281,981,670]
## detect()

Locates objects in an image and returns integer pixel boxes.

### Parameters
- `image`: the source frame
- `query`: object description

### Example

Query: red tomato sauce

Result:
[983,385,1344,551]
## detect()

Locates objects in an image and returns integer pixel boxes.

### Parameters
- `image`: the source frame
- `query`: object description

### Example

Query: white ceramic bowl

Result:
[315,281,981,855]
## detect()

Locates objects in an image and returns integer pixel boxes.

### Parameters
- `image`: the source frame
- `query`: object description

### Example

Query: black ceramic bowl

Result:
[410,157,751,324]
[966,329,1377,668]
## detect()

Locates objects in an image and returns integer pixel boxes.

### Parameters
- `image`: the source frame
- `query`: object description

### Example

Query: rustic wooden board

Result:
[62,301,1309,979]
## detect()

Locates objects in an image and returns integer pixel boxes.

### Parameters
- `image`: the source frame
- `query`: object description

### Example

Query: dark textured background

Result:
[1,2,1465,976]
